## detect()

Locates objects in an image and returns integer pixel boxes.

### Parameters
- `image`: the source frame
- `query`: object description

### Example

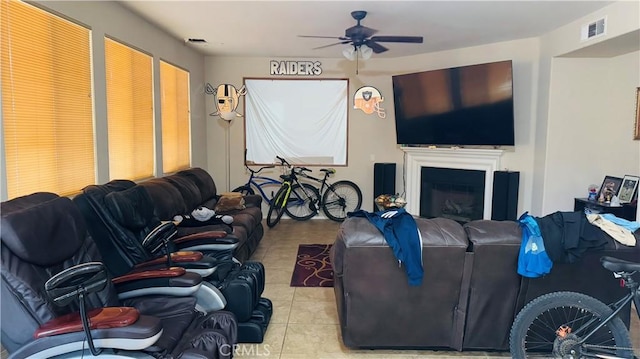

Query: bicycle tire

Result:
[321,180,363,222]
[266,185,288,228]
[509,291,633,359]
[284,183,320,221]
[232,185,255,196]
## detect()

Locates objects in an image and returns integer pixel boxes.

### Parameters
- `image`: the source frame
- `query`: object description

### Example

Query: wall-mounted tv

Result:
[392,60,515,146]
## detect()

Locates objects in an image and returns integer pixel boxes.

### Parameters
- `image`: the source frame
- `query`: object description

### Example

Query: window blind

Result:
[160,61,191,173]
[105,37,154,180]
[1,0,95,198]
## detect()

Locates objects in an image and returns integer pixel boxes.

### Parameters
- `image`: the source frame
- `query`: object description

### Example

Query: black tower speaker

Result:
[373,163,396,210]
[491,171,519,221]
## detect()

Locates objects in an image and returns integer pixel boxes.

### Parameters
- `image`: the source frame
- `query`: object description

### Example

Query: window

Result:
[1,0,94,198]
[244,78,348,165]
[105,37,154,180]
[160,61,191,173]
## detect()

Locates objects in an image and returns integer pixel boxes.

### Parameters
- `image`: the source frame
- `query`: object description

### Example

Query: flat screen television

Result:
[392,60,515,146]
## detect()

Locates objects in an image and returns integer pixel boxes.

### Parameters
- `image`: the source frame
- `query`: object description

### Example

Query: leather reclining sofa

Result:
[331,216,640,352]
[135,167,264,262]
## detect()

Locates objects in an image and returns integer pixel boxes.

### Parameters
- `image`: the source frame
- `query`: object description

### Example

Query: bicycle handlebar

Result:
[276,156,291,167]
[245,163,276,175]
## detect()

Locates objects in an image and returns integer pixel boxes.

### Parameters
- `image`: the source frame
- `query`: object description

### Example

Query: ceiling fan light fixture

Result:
[342,46,356,61]
[359,44,373,60]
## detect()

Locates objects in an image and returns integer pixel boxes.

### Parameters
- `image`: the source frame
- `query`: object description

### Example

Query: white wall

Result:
[543,52,640,213]
[206,38,541,214]
[535,1,640,217]
[23,1,206,183]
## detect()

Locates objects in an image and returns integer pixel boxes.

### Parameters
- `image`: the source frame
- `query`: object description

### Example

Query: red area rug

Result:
[290,244,334,287]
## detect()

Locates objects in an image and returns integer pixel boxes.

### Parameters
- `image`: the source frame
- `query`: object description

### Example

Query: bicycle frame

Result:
[295,170,331,199]
[248,174,282,203]
[579,273,640,347]
[238,165,282,203]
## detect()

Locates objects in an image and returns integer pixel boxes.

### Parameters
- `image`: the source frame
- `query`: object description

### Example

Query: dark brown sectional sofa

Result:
[331,216,640,352]
[136,167,264,262]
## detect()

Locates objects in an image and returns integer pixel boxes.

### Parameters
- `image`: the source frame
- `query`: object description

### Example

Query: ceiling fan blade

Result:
[370,36,423,43]
[298,35,348,40]
[364,40,388,54]
[312,40,351,50]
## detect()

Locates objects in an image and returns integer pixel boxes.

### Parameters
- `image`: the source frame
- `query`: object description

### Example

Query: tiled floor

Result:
[238,218,640,359]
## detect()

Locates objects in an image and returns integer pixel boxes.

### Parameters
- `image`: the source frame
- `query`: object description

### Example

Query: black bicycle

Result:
[509,256,639,359]
[294,167,362,222]
[266,157,320,228]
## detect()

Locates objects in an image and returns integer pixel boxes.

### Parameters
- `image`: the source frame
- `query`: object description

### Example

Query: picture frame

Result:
[597,175,623,200]
[635,87,640,140]
[618,175,639,204]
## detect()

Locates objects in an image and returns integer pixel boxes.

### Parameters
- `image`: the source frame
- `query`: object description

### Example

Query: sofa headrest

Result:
[1,196,86,266]
[104,186,155,230]
[176,168,217,200]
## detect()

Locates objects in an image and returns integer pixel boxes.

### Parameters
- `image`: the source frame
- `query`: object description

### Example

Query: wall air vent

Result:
[581,17,606,41]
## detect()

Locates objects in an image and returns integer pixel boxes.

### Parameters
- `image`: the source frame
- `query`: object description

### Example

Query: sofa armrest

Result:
[112,267,187,284]
[243,194,262,208]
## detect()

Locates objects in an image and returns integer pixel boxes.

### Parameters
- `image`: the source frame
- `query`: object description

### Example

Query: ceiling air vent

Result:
[186,38,207,43]
[581,17,606,41]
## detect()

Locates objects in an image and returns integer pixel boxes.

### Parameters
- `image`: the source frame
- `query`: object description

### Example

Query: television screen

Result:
[392,60,515,146]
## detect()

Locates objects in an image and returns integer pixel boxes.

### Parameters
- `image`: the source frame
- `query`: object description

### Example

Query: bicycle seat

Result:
[601,256,640,273]
[320,168,336,175]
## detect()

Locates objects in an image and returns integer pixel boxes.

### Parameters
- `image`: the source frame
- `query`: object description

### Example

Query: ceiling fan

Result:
[299,10,423,57]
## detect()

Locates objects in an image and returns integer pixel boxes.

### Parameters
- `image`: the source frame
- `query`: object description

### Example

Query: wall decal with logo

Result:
[354,86,385,118]
[270,60,322,76]
[205,83,247,121]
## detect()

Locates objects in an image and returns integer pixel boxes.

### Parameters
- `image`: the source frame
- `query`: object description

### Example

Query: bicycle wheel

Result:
[232,185,255,196]
[266,186,288,228]
[510,291,633,359]
[284,183,320,221]
[321,180,363,222]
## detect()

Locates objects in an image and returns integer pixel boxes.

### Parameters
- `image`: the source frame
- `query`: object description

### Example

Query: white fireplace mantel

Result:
[401,147,504,218]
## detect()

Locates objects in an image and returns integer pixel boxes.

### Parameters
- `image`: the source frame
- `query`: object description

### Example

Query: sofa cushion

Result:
[104,186,155,230]
[164,174,203,210]
[138,179,188,221]
[176,168,217,201]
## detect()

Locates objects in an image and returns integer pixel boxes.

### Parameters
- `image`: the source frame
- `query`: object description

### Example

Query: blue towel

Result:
[517,212,553,278]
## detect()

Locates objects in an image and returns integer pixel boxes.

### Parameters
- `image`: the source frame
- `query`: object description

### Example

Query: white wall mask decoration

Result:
[205,83,247,121]
[353,86,385,118]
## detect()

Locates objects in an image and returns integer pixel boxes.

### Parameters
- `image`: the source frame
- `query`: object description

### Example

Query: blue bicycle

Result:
[232,162,282,204]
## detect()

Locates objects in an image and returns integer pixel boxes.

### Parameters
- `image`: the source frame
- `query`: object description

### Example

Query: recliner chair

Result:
[74,180,272,343]
[1,193,237,359]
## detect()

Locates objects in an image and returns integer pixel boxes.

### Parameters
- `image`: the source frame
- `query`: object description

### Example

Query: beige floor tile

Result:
[269,300,293,324]
[265,266,295,284]
[293,287,335,302]
[281,323,348,355]
[263,283,296,302]
[288,299,339,324]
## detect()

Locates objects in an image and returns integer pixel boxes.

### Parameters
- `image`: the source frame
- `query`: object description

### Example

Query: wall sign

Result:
[354,86,385,118]
[270,60,322,76]
[205,83,246,121]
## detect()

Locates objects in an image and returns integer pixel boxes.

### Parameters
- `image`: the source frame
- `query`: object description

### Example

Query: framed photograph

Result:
[635,87,640,140]
[618,175,639,204]
[597,176,623,200]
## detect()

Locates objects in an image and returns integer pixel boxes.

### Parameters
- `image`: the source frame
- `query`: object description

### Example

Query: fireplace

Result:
[401,147,504,219]
[420,167,485,223]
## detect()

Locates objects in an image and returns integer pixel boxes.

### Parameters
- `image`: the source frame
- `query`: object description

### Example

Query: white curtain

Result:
[244,79,348,165]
